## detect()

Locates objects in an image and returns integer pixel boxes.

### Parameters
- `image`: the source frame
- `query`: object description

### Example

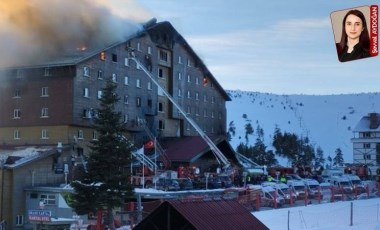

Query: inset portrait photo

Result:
[331,5,378,62]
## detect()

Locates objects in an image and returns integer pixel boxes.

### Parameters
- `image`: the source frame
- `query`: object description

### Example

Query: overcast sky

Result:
[106,0,378,95]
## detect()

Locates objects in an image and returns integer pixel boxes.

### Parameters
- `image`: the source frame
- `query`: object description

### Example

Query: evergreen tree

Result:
[70,80,134,229]
[227,121,236,141]
[333,148,344,167]
[244,122,254,144]
[314,146,325,168]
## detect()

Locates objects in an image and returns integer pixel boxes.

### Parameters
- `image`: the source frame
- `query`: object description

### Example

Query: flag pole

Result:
[142,147,145,189]
[154,138,157,177]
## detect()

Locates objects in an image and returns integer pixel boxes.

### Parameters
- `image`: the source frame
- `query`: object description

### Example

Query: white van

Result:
[261,186,285,207]
[330,176,353,195]
[304,179,321,198]
[287,180,306,199]
[343,174,366,194]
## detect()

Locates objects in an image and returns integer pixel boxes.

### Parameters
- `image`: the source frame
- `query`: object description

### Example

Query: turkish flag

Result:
[144,140,155,149]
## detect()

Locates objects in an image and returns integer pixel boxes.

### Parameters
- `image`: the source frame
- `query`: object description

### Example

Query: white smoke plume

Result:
[0,0,149,67]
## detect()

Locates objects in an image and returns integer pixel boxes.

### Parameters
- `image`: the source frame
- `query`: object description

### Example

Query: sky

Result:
[102,0,379,95]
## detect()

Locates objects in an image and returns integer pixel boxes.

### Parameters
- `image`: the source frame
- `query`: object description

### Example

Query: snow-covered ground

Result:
[227,91,380,165]
[254,198,380,230]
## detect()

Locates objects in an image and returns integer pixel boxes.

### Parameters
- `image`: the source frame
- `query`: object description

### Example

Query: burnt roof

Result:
[133,199,269,230]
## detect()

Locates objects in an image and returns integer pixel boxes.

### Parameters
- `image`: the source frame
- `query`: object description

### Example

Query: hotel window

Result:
[83,88,89,97]
[187,75,191,83]
[147,81,152,90]
[41,87,49,97]
[159,120,165,130]
[136,97,141,107]
[124,114,129,123]
[195,108,200,116]
[124,58,129,66]
[14,109,21,119]
[41,108,49,118]
[158,68,164,78]
[203,95,207,102]
[178,55,182,64]
[187,90,191,99]
[147,99,152,108]
[14,130,20,139]
[195,77,199,85]
[112,73,117,82]
[136,79,141,88]
[41,129,49,139]
[16,215,24,226]
[159,50,168,62]
[44,68,52,76]
[148,46,152,54]
[187,59,191,67]
[211,96,215,103]
[363,143,371,148]
[83,66,90,77]
[97,90,103,99]
[97,70,103,79]
[78,130,84,139]
[112,54,118,62]
[187,106,191,114]
[14,89,21,98]
[178,72,182,80]
[218,112,222,119]
[211,111,215,118]
[40,194,55,205]
[158,102,164,112]
[124,76,129,85]
[178,89,182,97]
[195,92,199,100]
[92,131,98,140]
[158,87,165,96]
[203,109,208,117]
[124,95,129,104]
[100,52,106,60]
[137,42,141,51]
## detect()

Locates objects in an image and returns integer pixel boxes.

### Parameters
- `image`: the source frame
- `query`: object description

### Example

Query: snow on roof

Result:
[353,115,380,132]
[0,146,54,168]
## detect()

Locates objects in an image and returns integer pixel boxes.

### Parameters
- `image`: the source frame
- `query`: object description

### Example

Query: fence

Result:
[287,202,380,230]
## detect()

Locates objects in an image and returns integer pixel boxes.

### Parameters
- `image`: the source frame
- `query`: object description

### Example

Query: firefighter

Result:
[280,174,287,183]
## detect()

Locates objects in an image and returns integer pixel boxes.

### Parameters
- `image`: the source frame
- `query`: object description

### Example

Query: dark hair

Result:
[336,9,370,55]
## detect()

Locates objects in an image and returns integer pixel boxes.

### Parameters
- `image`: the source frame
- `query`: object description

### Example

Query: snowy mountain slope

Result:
[226,90,380,166]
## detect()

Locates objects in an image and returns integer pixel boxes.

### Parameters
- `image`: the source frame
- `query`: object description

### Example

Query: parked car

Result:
[193,176,222,189]
[217,175,233,188]
[176,178,194,190]
[156,178,180,191]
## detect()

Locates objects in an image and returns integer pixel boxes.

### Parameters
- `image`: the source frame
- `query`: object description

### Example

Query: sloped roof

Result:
[161,136,209,162]
[353,114,380,132]
[133,199,269,230]
[159,136,239,165]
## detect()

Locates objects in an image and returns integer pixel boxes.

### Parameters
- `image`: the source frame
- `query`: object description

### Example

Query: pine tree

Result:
[333,148,344,167]
[70,80,134,229]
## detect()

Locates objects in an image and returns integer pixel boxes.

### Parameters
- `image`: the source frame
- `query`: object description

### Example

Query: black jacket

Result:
[337,43,371,62]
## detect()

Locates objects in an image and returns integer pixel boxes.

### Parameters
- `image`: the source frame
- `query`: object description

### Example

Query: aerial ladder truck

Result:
[127,49,232,172]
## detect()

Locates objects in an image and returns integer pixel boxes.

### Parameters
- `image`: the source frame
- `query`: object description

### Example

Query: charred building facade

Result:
[0,20,230,153]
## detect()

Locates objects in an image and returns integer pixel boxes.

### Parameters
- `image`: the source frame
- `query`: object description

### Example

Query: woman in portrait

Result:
[336,9,370,62]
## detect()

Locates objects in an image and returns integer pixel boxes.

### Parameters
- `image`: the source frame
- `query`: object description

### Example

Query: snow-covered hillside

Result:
[226,90,380,166]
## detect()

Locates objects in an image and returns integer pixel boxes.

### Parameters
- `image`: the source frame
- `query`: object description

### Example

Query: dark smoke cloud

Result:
[0,0,142,67]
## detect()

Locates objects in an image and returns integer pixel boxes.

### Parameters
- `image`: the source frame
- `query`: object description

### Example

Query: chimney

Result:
[369,113,379,129]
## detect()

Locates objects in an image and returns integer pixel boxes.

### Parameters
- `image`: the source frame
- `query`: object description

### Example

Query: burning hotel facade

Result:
[0,20,230,151]
[0,20,232,229]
